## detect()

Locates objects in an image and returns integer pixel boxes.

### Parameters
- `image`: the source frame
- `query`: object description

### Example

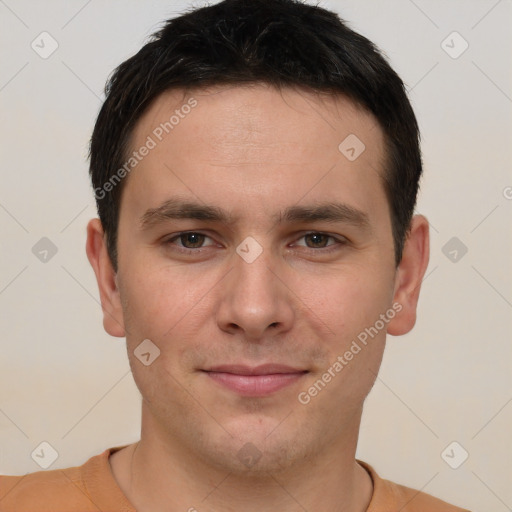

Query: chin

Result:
[208,439,307,476]
[198,418,315,475]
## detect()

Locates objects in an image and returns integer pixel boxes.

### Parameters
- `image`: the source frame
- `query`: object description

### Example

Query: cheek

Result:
[300,269,392,397]
[301,280,391,411]
[301,266,393,335]
[119,265,220,390]
[120,264,210,336]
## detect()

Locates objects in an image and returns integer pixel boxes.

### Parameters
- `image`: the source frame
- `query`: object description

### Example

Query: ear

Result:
[387,214,430,336]
[85,218,126,337]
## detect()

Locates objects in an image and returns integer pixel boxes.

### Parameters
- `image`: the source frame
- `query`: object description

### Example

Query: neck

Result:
[110,408,373,512]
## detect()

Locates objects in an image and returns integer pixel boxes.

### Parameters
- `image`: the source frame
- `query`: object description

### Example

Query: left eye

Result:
[295,233,339,249]
[168,232,214,249]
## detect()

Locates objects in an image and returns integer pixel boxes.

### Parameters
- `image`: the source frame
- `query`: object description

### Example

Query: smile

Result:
[202,364,308,397]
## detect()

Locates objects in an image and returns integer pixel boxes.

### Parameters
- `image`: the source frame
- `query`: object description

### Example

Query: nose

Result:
[215,245,295,341]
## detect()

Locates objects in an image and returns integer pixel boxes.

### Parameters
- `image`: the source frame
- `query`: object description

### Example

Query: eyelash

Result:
[163,231,347,255]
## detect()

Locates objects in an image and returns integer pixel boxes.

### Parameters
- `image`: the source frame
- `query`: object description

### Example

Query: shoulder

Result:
[382,479,472,511]
[0,445,133,512]
[358,460,472,512]
[0,465,92,511]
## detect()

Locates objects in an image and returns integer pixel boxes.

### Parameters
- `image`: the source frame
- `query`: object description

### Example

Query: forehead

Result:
[132,84,383,157]
[122,84,387,225]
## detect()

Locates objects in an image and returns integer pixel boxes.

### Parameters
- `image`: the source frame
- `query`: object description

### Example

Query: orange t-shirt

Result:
[0,445,471,511]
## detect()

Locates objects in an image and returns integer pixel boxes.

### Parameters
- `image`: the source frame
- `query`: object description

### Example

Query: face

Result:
[88,84,428,474]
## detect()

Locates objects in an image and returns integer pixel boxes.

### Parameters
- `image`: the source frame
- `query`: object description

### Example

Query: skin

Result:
[86,84,429,511]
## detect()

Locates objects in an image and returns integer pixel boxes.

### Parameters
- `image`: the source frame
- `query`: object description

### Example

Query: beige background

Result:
[1,1,511,511]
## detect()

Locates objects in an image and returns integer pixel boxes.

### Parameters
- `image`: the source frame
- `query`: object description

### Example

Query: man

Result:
[0,0,471,510]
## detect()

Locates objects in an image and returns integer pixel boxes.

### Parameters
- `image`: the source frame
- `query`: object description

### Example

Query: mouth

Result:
[201,364,309,397]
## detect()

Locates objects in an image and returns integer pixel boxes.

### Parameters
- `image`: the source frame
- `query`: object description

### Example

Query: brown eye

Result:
[178,232,206,248]
[304,233,331,248]
[165,232,213,250]
[292,232,347,253]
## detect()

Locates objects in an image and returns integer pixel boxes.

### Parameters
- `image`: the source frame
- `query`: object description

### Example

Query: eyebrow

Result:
[279,203,370,228]
[140,198,235,229]
[139,197,370,230]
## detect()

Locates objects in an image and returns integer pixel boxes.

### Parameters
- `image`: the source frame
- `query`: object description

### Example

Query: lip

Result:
[202,364,308,396]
